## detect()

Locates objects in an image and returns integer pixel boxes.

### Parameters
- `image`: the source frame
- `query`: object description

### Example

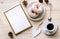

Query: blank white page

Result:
[5,5,31,34]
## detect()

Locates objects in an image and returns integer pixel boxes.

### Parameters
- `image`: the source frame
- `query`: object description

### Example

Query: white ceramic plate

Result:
[27,2,46,21]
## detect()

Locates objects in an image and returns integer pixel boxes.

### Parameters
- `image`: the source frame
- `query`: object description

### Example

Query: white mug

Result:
[42,19,58,35]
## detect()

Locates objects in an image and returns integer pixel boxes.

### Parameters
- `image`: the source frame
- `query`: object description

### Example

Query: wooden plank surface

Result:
[0,0,60,39]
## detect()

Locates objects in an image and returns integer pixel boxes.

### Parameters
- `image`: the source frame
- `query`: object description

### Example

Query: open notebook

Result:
[4,4,32,35]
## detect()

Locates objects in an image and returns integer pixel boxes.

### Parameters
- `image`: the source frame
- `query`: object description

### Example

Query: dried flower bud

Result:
[39,0,43,3]
[8,32,13,38]
[45,0,49,4]
[22,0,28,7]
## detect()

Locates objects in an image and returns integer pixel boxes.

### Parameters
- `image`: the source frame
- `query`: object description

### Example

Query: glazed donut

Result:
[29,8,39,18]
[28,2,43,19]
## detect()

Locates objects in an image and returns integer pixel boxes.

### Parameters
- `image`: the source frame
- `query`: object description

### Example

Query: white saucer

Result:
[42,20,58,35]
[27,2,46,21]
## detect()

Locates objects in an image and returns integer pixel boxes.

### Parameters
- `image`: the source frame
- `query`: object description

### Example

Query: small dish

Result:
[42,20,58,35]
[27,2,46,21]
